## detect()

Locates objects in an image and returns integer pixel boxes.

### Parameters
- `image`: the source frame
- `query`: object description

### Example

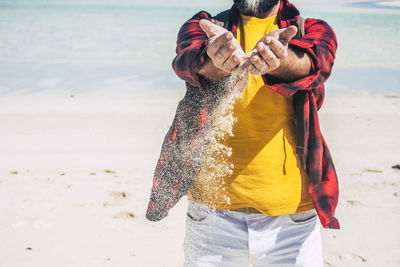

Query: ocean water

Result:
[0,0,399,95]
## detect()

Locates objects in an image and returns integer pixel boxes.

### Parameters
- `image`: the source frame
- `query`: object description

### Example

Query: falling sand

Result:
[146,53,254,221]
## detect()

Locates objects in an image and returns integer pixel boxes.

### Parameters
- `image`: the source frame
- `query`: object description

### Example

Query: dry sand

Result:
[0,92,399,266]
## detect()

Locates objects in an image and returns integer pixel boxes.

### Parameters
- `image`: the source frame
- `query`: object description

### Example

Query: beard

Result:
[233,0,280,18]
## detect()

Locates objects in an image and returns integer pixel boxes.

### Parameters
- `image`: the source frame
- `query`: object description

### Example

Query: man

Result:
[165,0,339,265]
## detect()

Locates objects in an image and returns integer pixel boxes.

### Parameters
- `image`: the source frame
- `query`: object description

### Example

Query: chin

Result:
[233,0,280,18]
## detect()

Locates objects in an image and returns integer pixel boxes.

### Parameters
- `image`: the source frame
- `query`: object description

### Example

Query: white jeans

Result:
[184,202,322,267]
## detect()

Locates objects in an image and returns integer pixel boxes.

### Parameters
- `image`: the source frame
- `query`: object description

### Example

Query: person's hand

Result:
[199,19,244,76]
[247,26,298,76]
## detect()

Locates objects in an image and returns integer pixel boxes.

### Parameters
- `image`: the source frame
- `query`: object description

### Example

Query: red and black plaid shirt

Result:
[171,0,340,229]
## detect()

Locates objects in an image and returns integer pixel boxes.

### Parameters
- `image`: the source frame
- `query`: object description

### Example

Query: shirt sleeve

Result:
[172,11,213,87]
[262,18,338,98]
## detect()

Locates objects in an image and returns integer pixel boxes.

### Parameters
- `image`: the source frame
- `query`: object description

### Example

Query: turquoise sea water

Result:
[0,0,399,95]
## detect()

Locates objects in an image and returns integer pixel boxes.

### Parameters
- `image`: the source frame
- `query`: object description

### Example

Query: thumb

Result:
[279,25,298,46]
[199,19,225,39]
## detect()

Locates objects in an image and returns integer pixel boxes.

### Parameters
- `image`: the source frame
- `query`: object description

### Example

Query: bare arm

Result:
[267,47,311,82]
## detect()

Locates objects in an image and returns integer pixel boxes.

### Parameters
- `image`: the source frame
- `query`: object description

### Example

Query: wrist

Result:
[197,57,229,81]
[265,48,311,82]
[266,63,284,77]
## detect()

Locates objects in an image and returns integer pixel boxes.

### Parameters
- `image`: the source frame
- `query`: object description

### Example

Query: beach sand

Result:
[0,92,399,266]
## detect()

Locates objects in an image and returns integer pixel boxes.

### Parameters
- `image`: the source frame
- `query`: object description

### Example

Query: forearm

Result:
[268,47,311,82]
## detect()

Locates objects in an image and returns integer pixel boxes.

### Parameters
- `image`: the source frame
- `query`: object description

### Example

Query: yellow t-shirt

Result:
[188,14,314,215]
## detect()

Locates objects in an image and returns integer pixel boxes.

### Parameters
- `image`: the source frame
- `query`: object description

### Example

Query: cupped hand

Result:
[247,26,298,76]
[199,19,244,75]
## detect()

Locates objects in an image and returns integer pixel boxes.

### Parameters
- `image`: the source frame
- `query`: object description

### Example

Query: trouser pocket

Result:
[288,209,317,224]
[186,202,211,223]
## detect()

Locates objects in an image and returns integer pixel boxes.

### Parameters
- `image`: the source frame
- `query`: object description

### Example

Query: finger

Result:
[249,53,265,71]
[214,46,240,70]
[222,51,241,72]
[247,63,261,75]
[217,40,240,61]
[281,25,298,41]
[278,25,298,46]
[199,19,218,39]
[263,38,286,58]
[199,19,226,39]
[256,42,280,69]
[207,31,234,58]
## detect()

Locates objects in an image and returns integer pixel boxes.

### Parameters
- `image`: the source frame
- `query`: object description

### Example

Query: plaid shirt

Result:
[148,0,340,229]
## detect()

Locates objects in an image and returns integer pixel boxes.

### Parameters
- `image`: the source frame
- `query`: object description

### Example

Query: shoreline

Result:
[348,0,400,9]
